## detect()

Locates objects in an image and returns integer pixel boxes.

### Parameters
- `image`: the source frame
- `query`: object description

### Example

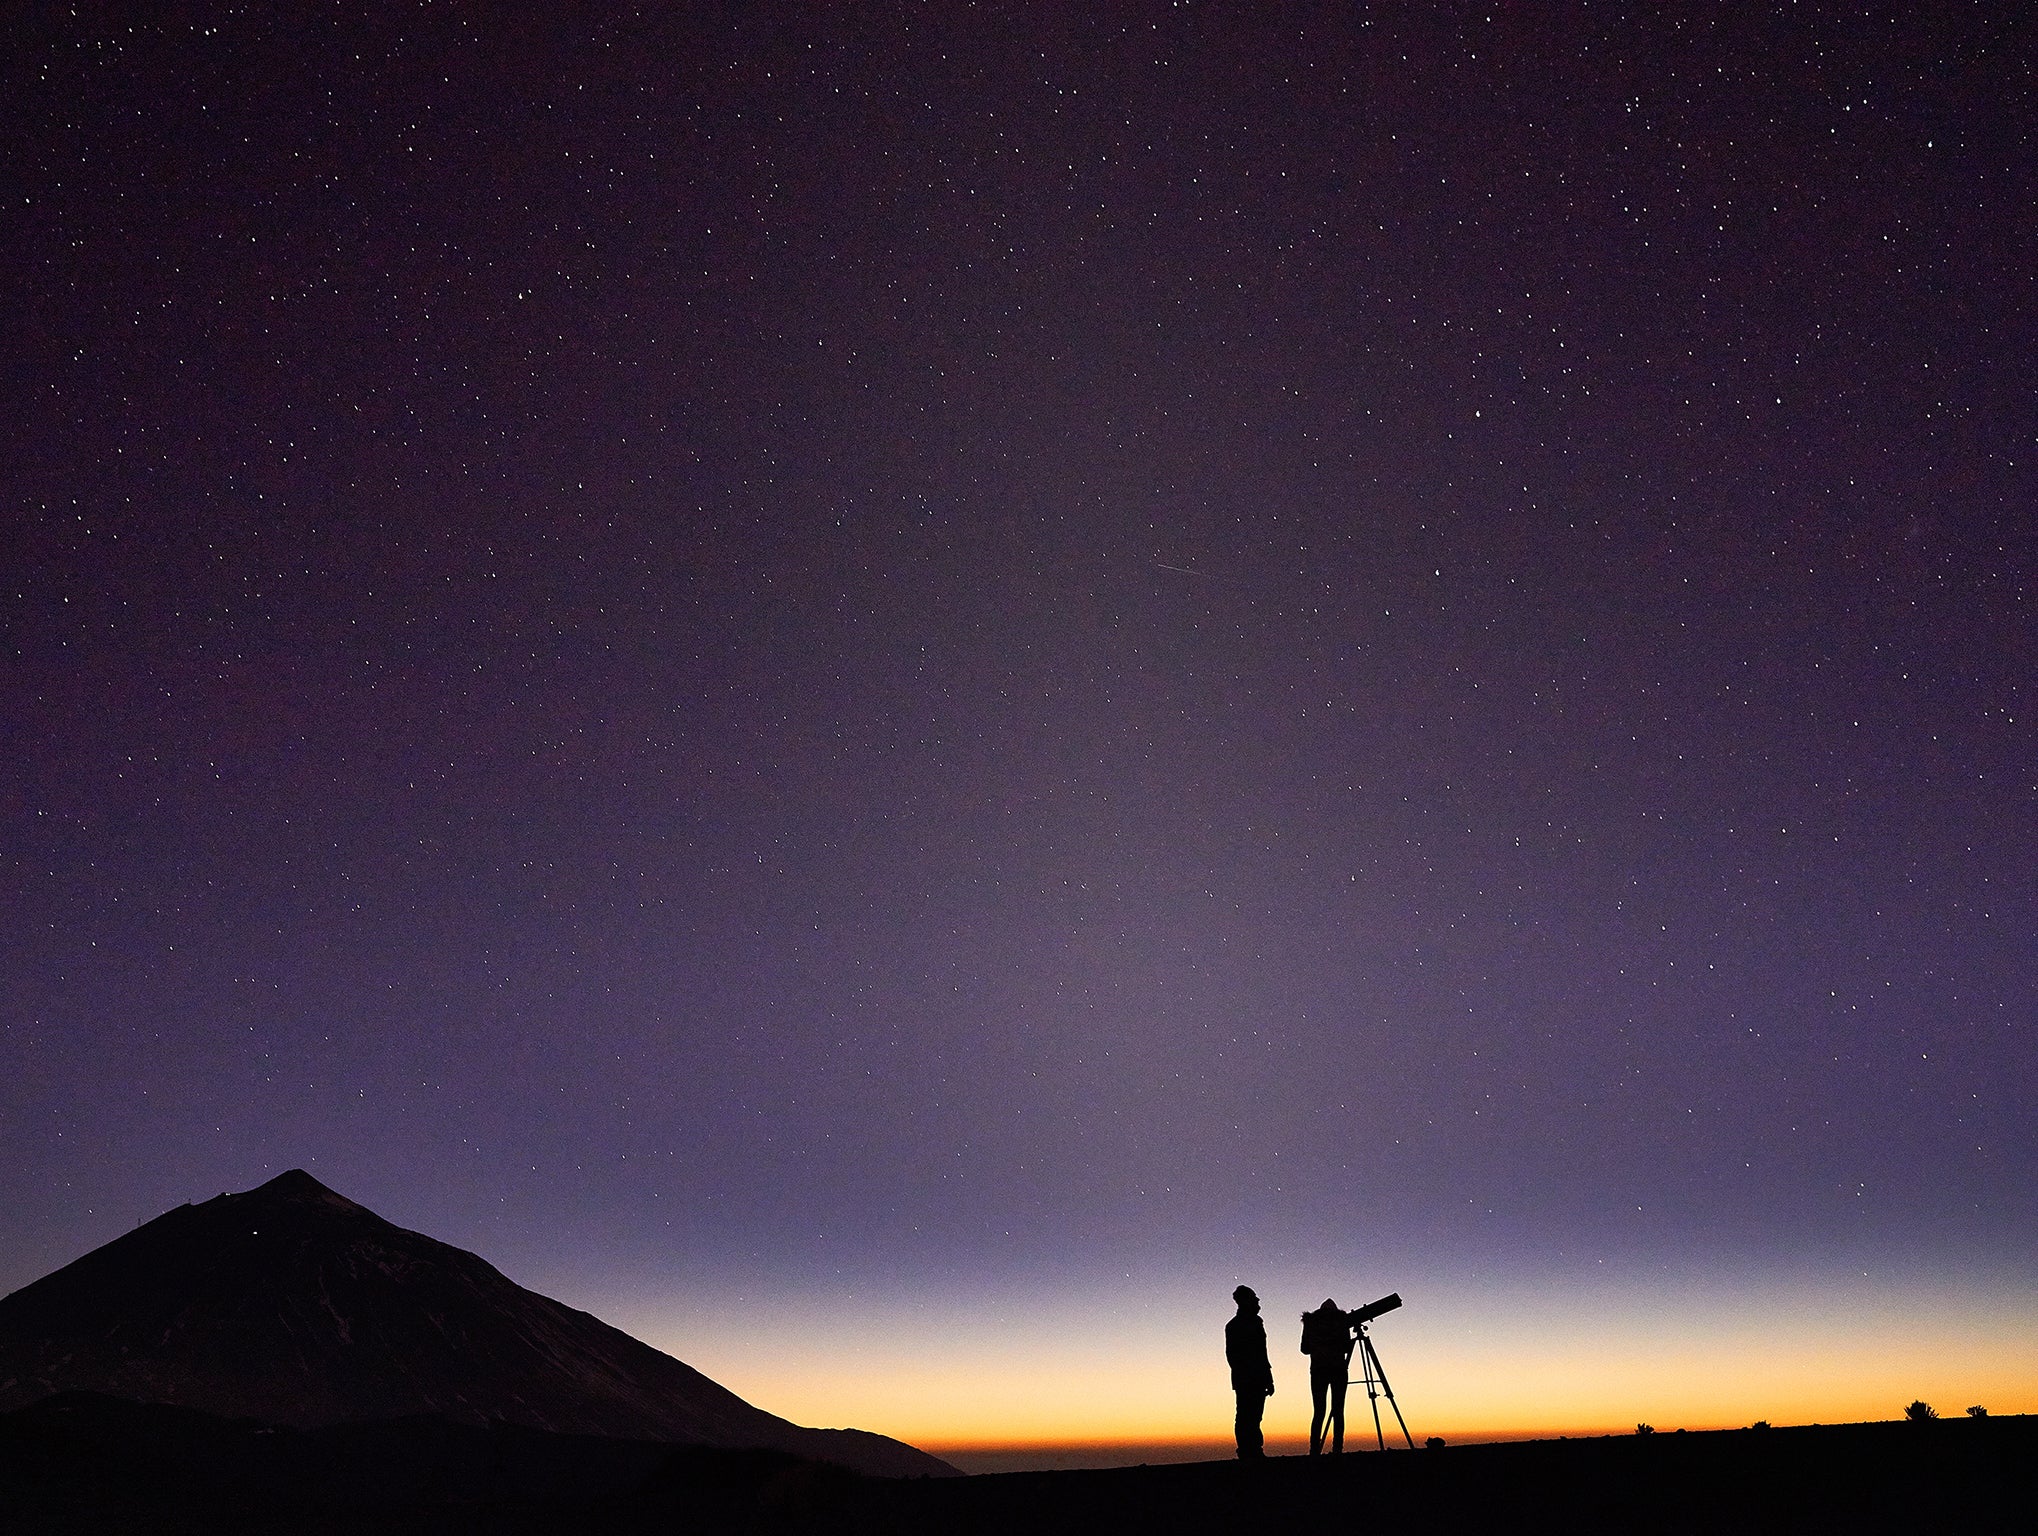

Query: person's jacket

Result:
[1226,1311,1272,1391]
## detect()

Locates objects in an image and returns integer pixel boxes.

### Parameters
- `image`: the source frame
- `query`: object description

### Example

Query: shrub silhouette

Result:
[1425,1436,1446,1449]
[1635,1423,1655,1436]
[1966,1405,1988,1419]
[1750,1421,1771,1431]
[1903,1400,1938,1422]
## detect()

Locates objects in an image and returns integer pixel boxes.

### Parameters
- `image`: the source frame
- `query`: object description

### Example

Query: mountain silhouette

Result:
[0,1170,954,1478]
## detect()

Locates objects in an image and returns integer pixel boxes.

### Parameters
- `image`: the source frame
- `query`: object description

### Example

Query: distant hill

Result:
[0,1170,954,1479]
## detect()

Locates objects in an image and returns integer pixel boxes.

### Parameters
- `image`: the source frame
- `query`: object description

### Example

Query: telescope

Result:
[1342,1293,1414,1449]
[1348,1291,1401,1328]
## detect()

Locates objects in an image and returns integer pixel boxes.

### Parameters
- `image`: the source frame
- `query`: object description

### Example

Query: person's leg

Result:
[1235,1389,1265,1459]
[1309,1373,1328,1455]
[1329,1377,1348,1454]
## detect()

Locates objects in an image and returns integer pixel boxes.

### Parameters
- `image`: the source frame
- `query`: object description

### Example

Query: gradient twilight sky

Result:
[5,4,2034,1465]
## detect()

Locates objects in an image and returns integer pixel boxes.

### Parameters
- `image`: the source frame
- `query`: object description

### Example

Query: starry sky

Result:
[5,3,2034,1465]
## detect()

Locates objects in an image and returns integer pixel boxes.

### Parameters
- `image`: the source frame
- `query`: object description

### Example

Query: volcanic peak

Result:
[237,1168,364,1209]
[0,1173,955,1478]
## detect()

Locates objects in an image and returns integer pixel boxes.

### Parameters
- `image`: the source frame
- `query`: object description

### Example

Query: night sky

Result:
[6,3,2034,1462]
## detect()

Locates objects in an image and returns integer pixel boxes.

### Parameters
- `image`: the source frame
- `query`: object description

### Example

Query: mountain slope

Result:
[0,1170,953,1478]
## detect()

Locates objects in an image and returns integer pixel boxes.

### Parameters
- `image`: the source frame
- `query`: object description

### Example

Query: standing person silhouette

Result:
[1225,1285,1275,1459]
[1301,1298,1353,1455]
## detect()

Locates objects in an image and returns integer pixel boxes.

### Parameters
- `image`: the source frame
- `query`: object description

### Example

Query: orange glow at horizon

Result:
[598,1268,2038,1459]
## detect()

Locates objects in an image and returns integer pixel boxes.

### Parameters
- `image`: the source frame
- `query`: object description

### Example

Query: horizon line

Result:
[914,1416,1917,1456]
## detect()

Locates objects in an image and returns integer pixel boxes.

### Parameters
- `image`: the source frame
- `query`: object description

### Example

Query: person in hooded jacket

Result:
[1300,1298,1354,1455]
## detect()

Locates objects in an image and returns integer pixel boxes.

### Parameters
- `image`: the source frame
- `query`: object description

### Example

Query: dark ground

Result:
[4,1394,2028,1534]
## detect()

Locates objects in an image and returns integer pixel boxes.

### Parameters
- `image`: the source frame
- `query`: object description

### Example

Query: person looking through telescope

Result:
[1300,1298,1354,1455]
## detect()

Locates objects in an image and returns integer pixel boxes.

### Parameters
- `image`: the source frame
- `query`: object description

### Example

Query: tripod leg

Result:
[1359,1332,1386,1451]
[1362,1335,1417,1450]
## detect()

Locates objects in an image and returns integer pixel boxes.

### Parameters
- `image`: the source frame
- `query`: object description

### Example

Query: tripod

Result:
[1347,1322,1415,1450]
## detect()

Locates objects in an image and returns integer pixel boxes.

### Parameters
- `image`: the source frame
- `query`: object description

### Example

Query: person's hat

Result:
[1233,1285,1258,1303]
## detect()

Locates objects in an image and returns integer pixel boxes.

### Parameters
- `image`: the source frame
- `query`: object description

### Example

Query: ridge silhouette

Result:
[0,1171,954,1479]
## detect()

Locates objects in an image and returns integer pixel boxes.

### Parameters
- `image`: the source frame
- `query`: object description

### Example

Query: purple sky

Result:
[5,4,2033,1446]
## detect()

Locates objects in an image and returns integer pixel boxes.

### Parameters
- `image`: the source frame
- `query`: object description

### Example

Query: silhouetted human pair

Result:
[1226,1289,1362,1459]
[1225,1285,1275,1459]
